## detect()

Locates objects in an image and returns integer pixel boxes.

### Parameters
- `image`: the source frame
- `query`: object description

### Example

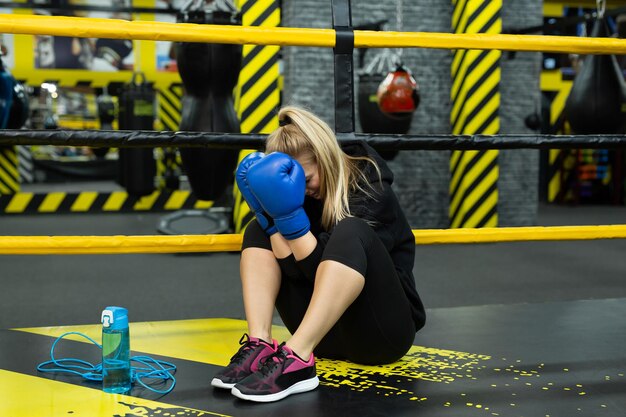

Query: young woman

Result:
[211,105,426,402]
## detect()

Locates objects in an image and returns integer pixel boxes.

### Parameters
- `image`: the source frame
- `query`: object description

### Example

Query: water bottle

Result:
[101,306,131,394]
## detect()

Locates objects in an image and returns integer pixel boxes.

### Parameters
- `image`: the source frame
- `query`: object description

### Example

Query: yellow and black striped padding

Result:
[232,0,281,234]
[155,83,184,190]
[539,0,573,204]
[0,189,212,215]
[540,70,574,203]
[0,146,19,195]
[156,83,184,132]
[449,0,502,228]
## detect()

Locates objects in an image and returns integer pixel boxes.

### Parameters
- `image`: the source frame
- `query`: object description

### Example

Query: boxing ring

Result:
[1,7,626,417]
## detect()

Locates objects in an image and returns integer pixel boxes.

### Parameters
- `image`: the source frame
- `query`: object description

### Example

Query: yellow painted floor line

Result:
[0,369,231,417]
[16,318,291,367]
[16,317,491,397]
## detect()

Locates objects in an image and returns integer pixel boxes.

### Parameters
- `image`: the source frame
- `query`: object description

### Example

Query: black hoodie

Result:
[303,141,426,331]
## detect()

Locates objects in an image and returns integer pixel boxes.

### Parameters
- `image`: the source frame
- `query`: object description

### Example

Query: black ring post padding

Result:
[334,52,355,134]
[4,130,626,151]
[332,0,355,134]
[332,0,351,28]
[334,27,355,55]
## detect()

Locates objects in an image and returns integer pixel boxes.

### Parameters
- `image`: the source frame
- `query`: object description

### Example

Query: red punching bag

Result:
[377,64,420,116]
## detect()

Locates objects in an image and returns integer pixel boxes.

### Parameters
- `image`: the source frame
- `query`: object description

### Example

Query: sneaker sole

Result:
[231,376,319,402]
[211,378,237,389]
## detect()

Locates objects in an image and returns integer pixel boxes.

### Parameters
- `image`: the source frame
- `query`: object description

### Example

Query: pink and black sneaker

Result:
[211,333,278,389]
[231,343,319,402]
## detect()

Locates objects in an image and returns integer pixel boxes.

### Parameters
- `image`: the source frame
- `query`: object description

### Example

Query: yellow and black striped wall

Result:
[449,0,502,228]
[0,146,18,195]
[0,189,213,214]
[540,70,574,203]
[232,0,281,233]
[449,0,612,221]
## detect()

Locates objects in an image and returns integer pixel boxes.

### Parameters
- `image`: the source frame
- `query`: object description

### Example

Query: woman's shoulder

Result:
[342,140,373,158]
[342,140,394,185]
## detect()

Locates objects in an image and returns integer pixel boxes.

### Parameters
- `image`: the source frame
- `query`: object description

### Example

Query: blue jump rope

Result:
[36,331,177,395]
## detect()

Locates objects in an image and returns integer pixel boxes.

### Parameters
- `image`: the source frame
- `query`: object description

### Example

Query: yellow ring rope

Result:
[2,225,626,255]
[1,14,624,255]
[1,14,626,54]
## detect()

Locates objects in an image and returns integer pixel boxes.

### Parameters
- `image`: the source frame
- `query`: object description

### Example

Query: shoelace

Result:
[230,333,259,362]
[258,343,288,376]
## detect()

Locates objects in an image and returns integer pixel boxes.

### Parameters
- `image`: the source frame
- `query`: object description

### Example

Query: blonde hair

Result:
[265,105,380,230]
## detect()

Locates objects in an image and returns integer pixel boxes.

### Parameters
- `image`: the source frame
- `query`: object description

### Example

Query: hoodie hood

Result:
[342,141,394,185]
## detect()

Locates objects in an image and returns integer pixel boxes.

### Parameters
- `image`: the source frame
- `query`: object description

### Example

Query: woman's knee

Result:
[345,323,415,365]
[242,220,272,251]
[334,216,371,233]
[321,217,375,279]
[328,216,381,252]
[330,217,377,245]
[348,341,411,365]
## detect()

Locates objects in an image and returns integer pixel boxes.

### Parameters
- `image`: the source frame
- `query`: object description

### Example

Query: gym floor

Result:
[1,197,626,416]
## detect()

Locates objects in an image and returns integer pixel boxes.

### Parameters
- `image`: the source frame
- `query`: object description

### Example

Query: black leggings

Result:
[242,217,416,365]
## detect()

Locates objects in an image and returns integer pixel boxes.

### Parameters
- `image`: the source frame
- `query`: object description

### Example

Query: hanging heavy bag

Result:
[358,49,419,160]
[206,9,241,185]
[358,63,420,161]
[358,73,414,135]
[7,81,29,129]
[176,9,212,97]
[564,17,626,134]
[0,57,29,130]
[97,93,115,129]
[377,64,420,116]
[0,61,14,129]
[117,72,156,197]
[93,93,115,158]
[176,8,242,202]
[358,73,412,161]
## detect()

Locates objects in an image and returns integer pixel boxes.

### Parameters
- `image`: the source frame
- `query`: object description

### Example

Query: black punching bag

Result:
[564,17,626,134]
[93,92,115,158]
[118,72,156,196]
[6,80,29,129]
[176,8,242,202]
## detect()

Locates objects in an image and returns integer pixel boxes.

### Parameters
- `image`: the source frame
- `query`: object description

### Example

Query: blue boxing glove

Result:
[235,152,277,236]
[247,152,310,240]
